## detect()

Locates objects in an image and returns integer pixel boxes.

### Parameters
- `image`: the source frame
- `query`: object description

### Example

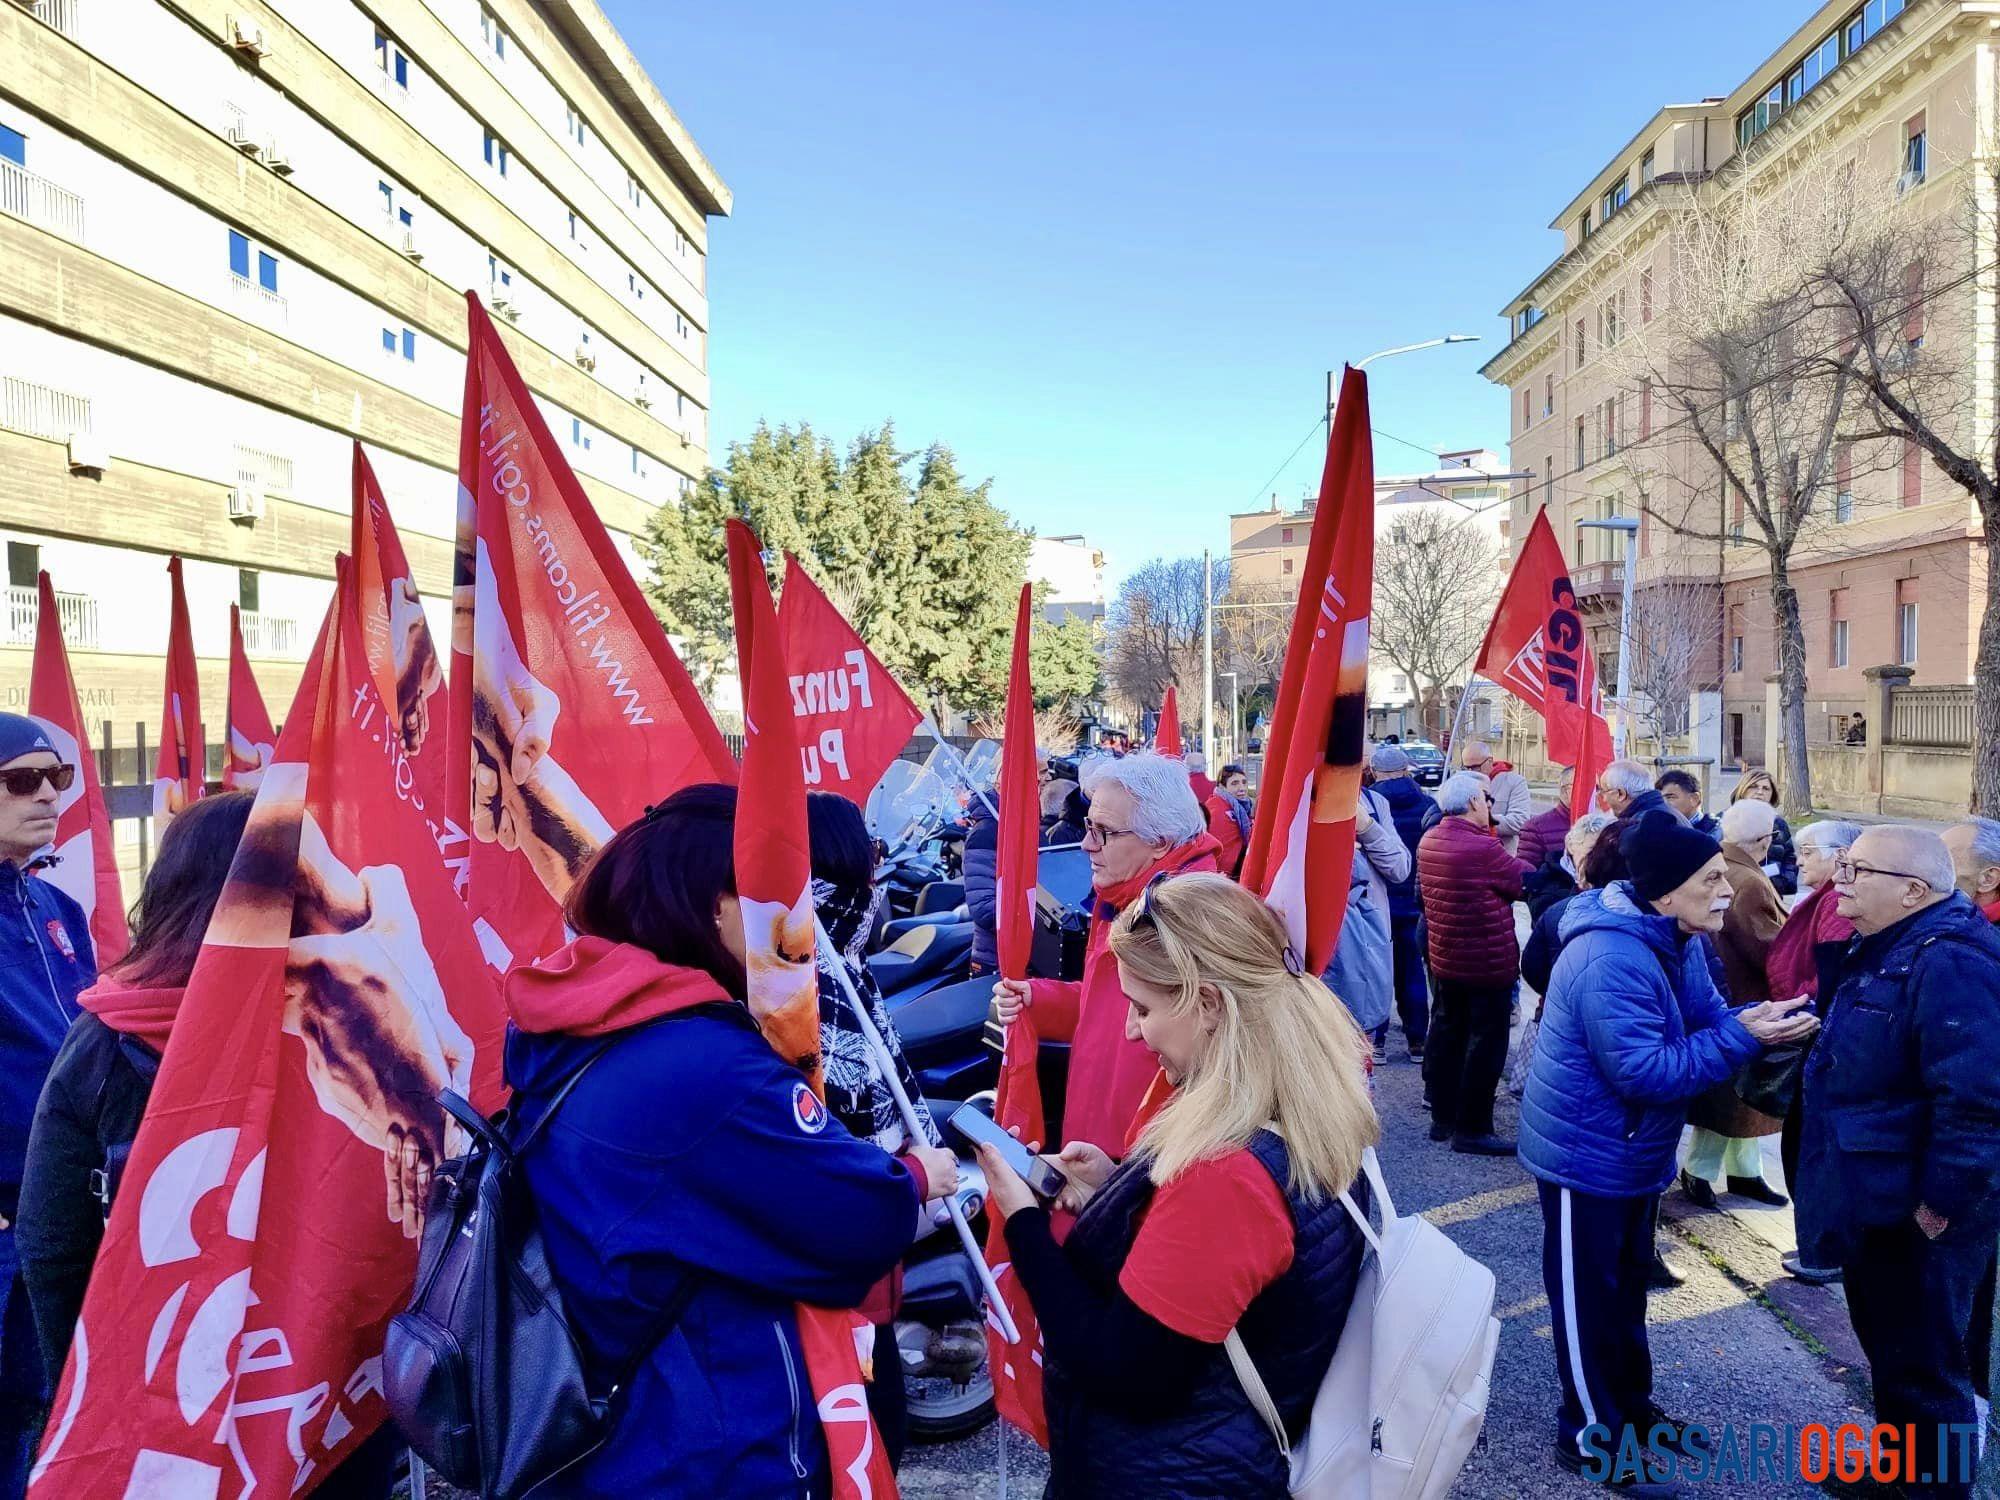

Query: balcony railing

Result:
[27,0,79,37]
[3,587,97,650]
[0,158,85,244]
[227,272,288,328]
[0,378,91,443]
[238,611,301,659]
[1887,683,1972,749]
[1571,560,1625,599]
[233,443,294,495]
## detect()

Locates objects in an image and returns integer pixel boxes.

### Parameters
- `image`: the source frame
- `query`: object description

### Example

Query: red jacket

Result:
[1205,793,1248,878]
[1417,816,1533,987]
[1516,802,1572,873]
[1029,834,1222,1153]
[1766,881,1855,1003]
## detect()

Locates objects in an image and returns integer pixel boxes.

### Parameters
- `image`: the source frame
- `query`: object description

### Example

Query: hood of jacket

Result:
[505,936,734,1040]
[78,975,183,1055]
[1557,881,1690,963]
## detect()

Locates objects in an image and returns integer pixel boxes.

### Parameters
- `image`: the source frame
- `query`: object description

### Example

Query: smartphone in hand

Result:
[947,1104,1067,1200]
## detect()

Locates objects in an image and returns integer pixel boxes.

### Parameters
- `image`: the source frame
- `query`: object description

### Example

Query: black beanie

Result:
[1620,810,1722,902]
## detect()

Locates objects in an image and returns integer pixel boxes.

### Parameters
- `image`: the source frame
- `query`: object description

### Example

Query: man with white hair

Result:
[1801,826,2000,1495]
[1458,740,1531,853]
[1594,758,1674,825]
[993,751,1220,1156]
[1940,816,2000,922]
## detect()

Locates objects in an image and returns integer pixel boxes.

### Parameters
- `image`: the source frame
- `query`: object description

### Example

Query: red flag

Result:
[448,293,733,971]
[152,555,205,824]
[1153,684,1182,757]
[1238,367,1375,973]
[985,584,1049,1445]
[726,520,898,1500]
[29,572,126,967]
[776,556,922,805]
[1472,508,1614,812]
[34,559,506,1496]
[224,606,278,790]
[351,443,446,823]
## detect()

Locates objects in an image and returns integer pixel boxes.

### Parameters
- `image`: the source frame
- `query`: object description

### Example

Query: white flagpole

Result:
[812,923,1020,1344]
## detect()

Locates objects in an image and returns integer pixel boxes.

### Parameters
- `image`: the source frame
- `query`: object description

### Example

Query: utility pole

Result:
[1202,548,1215,767]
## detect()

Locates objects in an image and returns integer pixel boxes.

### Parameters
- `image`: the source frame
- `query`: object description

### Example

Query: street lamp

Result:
[1329,335,1482,420]
[1578,516,1643,757]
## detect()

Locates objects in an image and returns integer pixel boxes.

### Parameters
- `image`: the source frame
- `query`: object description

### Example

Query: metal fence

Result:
[0,157,85,243]
[1887,684,1973,749]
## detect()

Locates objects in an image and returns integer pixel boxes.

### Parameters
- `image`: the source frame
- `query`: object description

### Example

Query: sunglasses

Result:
[1132,870,1306,976]
[0,764,74,796]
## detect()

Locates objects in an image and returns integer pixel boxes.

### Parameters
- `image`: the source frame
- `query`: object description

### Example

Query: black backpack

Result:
[383,1029,697,1498]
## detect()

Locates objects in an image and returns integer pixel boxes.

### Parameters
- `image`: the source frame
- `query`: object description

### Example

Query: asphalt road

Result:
[901,1032,1868,1499]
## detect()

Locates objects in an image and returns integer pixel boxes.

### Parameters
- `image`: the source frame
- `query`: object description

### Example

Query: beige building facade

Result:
[0,0,725,874]
[1480,0,1992,772]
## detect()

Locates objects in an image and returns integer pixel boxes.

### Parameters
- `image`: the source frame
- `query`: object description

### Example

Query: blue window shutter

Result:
[257,252,278,292]
[402,329,415,361]
[0,126,24,166]
[381,329,395,353]
[229,231,250,278]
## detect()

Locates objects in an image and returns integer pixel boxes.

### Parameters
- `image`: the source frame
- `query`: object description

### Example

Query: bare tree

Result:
[1625,574,1724,744]
[1214,578,1294,700]
[1372,510,1502,742]
[1105,556,1226,723]
[1612,145,1915,816]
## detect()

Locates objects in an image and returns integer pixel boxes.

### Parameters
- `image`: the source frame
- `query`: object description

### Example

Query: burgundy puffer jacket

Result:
[1516,802,1572,873]
[1418,816,1535,987]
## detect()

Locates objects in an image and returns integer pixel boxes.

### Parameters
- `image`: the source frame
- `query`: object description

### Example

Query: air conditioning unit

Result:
[573,345,596,371]
[400,228,423,263]
[633,390,653,410]
[227,484,266,522]
[227,121,264,158]
[230,17,270,57]
[65,431,107,474]
[266,141,294,177]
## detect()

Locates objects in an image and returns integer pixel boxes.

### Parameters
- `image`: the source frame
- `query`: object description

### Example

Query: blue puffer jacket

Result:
[1519,883,1760,1198]
[963,796,999,970]
[505,990,922,1497]
[0,861,96,1206]
[1372,775,1439,918]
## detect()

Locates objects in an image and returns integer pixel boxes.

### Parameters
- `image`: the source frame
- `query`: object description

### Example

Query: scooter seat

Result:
[890,974,997,1058]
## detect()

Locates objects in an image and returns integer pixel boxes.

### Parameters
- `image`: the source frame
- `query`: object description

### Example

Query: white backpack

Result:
[1225,1147,1499,1500]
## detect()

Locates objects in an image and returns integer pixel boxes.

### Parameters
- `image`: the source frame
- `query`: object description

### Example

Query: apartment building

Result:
[1030,533,1107,625]
[1480,0,1988,767]
[0,0,725,863]
[1228,449,1519,739]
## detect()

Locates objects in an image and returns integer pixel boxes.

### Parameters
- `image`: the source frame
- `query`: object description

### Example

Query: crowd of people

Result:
[0,705,1995,1498]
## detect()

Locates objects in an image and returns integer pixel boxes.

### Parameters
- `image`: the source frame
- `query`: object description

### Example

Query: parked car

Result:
[1402,739,1447,787]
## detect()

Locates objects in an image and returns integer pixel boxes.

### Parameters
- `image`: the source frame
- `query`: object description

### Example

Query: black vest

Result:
[1044,1131,1368,1500]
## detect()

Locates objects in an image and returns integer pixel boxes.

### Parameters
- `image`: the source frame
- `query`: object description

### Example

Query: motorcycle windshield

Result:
[868,759,951,850]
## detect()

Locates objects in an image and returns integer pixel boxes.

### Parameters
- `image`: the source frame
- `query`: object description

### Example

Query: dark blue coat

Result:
[1799,894,2000,1256]
[1372,775,1440,918]
[963,797,999,970]
[505,1004,922,1498]
[1519,883,1760,1198]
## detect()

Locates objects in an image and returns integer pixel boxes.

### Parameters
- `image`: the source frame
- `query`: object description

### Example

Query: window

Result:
[401,328,415,362]
[228,230,250,279]
[381,327,396,354]
[1903,113,1927,189]
[1600,177,1629,223]
[374,31,410,88]
[567,211,579,241]
[1639,148,1656,187]
[480,6,506,58]
[1640,380,1653,440]
[1390,674,1408,694]
[627,271,646,302]
[1641,266,1654,323]
[1280,526,1294,544]
[1574,319,1586,370]
[1522,388,1532,428]
[566,104,588,148]
[0,125,23,166]
[1544,373,1554,416]
[1601,293,1622,347]
[257,251,278,292]
[1898,590,1919,665]
[377,179,394,218]
[1903,261,1926,353]
[1902,437,1922,506]
[571,417,591,452]
[7,542,38,590]
[1282,558,1294,576]
[1836,442,1854,521]
[1731,486,1747,543]
[627,172,642,209]
[483,131,510,178]
[1575,417,1587,469]
[1730,635,1744,674]
[487,254,513,294]
[1578,212,1591,244]
[239,569,260,613]
[1832,619,1850,668]
[1603,396,1618,456]
[1545,455,1554,499]
[632,444,642,475]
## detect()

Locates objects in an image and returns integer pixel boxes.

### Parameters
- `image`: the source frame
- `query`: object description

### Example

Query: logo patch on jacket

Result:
[791,1080,827,1135]
[46,918,75,962]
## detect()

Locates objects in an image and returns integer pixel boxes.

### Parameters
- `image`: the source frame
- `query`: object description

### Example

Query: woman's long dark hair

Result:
[113,790,256,988]
[805,790,874,890]
[564,782,745,995]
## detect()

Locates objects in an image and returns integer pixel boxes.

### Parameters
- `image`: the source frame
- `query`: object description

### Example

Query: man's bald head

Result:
[1459,740,1495,772]
[1835,825,1955,934]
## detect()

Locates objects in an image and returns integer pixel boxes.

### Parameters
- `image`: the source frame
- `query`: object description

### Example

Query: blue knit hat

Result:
[0,714,58,767]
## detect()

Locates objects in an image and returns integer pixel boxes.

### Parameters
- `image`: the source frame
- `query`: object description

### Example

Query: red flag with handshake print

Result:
[727,520,900,1500]
[224,606,278,790]
[29,571,126,967]
[776,555,922,805]
[1473,507,1614,812]
[448,293,733,972]
[153,555,205,825]
[32,560,506,1498]
[352,442,447,824]
[986,583,1049,1445]
[1238,367,1375,973]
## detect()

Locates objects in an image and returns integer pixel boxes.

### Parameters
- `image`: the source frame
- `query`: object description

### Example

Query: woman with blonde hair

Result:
[1731,768,1797,895]
[977,873,1377,1499]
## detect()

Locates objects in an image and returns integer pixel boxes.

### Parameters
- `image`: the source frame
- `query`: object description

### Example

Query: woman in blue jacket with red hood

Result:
[502,783,958,1498]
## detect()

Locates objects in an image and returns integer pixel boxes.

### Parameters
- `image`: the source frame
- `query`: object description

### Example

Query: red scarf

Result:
[79,975,184,1054]
[1982,896,2000,926]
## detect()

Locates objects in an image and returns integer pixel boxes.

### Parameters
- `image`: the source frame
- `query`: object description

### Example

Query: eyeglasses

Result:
[0,764,74,797]
[1081,820,1142,848]
[1832,856,1930,887]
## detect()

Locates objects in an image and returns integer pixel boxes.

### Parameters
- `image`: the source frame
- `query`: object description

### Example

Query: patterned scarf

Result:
[813,877,942,1152]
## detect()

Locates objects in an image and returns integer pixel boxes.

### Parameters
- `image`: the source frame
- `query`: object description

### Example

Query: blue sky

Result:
[605,2,1796,585]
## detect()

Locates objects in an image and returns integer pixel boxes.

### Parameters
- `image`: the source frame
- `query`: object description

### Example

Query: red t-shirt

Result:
[1118,1149,1296,1343]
